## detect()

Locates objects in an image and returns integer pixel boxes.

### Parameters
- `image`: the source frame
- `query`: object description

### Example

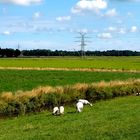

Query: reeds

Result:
[0,79,140,116]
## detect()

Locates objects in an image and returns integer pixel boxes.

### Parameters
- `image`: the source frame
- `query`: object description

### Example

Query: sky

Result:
[0,0,140,51]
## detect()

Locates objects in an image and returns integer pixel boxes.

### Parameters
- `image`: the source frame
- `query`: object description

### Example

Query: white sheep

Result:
[76,99,93,113]
[52,106,64,115]
[78,99,93,106]
[52,107,59,115]
[76,101,84,113]
[59,106,64,114]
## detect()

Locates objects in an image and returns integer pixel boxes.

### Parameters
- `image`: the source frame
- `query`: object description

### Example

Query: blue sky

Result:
[0,0,140,51]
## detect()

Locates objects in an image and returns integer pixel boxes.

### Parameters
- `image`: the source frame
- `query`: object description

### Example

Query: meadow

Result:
[0,56,140,139]
[0,70,140,93]
[0,56,140,70]
[0,96,139,140]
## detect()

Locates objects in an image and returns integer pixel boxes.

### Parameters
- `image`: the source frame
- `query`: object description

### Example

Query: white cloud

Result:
[110,0,140,2]
[105,26,138,34]
[107,27,117,32]
[77,28,89,33]
[0,16,58,34]
[130,26,138,32]
[0,0,42,6]
[56,16,71,22]
[97,32,112,39]
[119,28,127,34]
[71,0,107,14]
[1,31,11,35]
[33,12,41,19]
[104,8,118,17]
[127,12,133,17]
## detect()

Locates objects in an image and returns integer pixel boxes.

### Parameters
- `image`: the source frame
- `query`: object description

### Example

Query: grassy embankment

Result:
[0,79,139,116]
[0,96,139,140]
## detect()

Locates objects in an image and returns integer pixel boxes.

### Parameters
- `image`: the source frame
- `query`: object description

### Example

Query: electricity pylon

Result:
[75,32,91,59]
[17,43,20,50]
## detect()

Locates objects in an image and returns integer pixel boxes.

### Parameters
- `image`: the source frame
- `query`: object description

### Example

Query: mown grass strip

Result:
[0,96,139,140]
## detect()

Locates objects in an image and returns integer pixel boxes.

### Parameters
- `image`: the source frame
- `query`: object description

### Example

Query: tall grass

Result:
[0,79,140,116]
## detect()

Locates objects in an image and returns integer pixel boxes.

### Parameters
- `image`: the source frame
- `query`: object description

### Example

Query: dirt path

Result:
[0,67,140,73]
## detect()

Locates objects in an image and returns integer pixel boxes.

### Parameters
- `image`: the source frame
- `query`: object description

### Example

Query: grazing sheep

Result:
[52,106,64,115]
[59,106,64,114]
[78,99,93,106]
[76,101,84,113]
[52,107,59,115]
[136,93,140,96]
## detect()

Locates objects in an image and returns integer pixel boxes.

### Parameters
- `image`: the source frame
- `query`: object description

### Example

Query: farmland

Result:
[0,56,140,70]
[0,57,140,140]
[0,70,140,93]
[0,96,139,140]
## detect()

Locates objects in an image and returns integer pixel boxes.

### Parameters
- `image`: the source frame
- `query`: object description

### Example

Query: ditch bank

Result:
[0,67,140,73]
[0,79,140,117]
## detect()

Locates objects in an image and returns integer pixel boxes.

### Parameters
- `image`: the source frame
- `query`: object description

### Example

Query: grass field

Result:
[0,57,139,139]
[0,56,140,70]
[0,70,140,93]
[0,96,139,140]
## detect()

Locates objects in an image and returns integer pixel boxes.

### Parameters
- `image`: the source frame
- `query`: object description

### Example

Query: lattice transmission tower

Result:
[75,32,91,58]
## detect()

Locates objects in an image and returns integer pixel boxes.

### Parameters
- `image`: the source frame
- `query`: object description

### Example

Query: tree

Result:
[14,49,21,57]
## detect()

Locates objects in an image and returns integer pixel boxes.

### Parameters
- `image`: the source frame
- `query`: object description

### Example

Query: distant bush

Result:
[0,79,140,116]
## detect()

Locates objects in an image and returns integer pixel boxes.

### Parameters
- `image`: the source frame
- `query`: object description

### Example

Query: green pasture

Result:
[0,56,140,70]
[0,70,140,93]
[0,96,139,140]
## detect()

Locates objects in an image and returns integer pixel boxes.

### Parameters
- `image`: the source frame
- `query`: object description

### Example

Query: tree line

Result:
[0,48,140,57]
[0,48,21,57]
[22,49,140,57]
